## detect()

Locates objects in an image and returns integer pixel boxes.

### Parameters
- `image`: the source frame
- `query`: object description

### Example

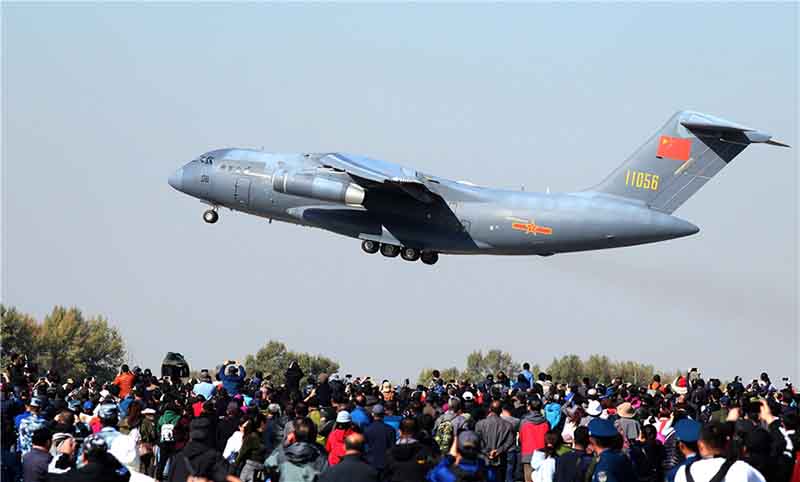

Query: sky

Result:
[2,3,798,383]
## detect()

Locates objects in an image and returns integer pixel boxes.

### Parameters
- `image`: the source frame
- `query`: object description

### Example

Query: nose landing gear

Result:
[203,209,219,224]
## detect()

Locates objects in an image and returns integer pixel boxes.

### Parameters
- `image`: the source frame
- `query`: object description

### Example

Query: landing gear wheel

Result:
[361,240,380,254]
[203,209,219,224]
[380,244,400,258]
[401,247,420,261]
[420,251,439,265]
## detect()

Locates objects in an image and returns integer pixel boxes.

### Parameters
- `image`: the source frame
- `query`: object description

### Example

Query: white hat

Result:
[586,400,602,416]
[462,391,475,401]
[142,408,156,415]
[587,388,598,397]
[336,411,351,423]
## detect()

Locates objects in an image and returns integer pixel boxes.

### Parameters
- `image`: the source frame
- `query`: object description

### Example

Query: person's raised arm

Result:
[238,365,246,380]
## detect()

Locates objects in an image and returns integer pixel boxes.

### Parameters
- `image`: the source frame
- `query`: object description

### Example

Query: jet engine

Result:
[272,170,365,206]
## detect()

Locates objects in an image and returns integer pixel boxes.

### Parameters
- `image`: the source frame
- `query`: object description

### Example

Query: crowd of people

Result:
[2,352,799,482]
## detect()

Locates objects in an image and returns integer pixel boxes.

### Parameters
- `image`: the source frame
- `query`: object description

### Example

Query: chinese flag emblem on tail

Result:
[656,135,692,161]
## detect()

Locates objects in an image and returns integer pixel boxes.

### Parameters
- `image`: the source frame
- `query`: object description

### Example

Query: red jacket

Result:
[519,414,549,461]
[326,427,356,465]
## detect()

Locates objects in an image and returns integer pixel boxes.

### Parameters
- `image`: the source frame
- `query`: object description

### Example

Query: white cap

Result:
[462,391,474,401]
[336,411,351,423]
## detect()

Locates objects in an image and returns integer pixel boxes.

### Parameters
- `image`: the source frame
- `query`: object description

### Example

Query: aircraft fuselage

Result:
[169,149,699,258]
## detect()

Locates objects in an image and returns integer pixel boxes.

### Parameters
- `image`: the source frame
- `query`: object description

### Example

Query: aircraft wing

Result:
[318,152,440,203]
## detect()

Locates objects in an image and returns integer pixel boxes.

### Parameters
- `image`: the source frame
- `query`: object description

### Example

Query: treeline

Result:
[1,305,126,381]
[243,340,339,385]
[418,350,660,386]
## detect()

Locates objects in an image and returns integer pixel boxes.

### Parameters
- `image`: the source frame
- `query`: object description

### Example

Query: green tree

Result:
[1,305,39,367]
[584,354,613,383]
[37,306,126,380]
[243,340,339,385]
[463,349,519,382]
[417,367,462,386]
[547,354,584,384]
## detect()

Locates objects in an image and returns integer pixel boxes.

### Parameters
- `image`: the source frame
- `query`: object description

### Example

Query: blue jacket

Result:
[351,407,371,430]
[427,455,495,482]
[218,364,246,395]
[592,450,637,482]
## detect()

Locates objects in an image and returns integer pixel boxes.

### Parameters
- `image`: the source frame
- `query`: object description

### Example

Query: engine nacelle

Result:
[272,170,365,206]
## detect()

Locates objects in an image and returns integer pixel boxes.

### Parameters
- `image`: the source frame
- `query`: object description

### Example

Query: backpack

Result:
[160,422,175,443]
[435,417,455,454]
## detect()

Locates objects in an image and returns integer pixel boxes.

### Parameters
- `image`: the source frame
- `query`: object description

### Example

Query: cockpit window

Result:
[197,155,214,165]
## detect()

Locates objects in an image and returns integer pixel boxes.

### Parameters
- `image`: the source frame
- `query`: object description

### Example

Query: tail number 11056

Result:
[625,170,659,191]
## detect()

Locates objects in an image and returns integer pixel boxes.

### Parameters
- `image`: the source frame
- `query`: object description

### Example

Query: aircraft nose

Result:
[168,167,183,192]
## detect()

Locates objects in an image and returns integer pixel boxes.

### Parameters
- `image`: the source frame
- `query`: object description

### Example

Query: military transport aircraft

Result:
[168,111,788,265]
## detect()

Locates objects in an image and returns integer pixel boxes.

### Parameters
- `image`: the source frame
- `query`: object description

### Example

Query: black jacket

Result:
[167,440,229,482]
[383,441,435,482]
[48,454,130,482]
[319,454,379,482]
[364,420,396,469]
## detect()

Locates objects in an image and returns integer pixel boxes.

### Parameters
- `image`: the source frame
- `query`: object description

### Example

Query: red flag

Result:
[656,135,692,161]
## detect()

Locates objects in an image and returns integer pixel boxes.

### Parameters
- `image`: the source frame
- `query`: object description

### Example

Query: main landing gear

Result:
[361,241,438,265]
[203,209,219,224]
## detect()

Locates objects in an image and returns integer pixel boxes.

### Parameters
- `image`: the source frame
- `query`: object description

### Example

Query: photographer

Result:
[218,361,246,397]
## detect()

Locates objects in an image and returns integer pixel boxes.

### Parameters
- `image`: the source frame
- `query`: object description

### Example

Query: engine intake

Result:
[272,170,365,206]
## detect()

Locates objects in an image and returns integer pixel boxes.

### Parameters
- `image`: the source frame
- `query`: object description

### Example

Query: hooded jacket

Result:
[166,440,228,482]
[519,412,549,463]
[383,440,434,482]
[265,441,328,482]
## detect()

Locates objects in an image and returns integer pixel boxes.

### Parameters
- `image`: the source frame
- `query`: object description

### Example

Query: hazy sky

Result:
[3,3,798,383]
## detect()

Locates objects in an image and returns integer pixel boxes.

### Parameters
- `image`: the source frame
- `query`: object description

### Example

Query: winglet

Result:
[679,112,790,148]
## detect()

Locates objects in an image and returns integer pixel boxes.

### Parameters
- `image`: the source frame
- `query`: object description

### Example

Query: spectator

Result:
[112,365,136,400]
[55,434,131,482]
[427,431,490,482]
[520,397,550,482]
[530,430,563,482]
[167,418,229,482]
[319,432,378,482]
[218,361,246,397]
[384,417,435,482]
[588,419,637,482]
[476,400,515,481]
[23,426,52,482]
[674,423,765,482]
[363,404,396,472]
[665,420,700,482]
[554,426,593,482]
[326,411,357,466]
[193,371,216,400]
[235,413,268,482]
[351,395,371,431]
[265,417,328,482]
[18,396,47,456]
[48,431,77,475]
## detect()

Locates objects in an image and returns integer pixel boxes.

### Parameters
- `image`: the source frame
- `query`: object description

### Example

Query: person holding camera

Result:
[218,361,246,397]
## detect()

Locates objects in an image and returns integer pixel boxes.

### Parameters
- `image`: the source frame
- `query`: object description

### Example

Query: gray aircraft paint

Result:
[168,111,787,261]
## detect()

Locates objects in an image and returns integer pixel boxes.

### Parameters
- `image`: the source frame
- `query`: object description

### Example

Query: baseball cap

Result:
[586,400,602,416]
[142,408,156,415]
[674,419,701,442]
[29,396,44,407]
[336,411,351,423]
[82,434,109,455]
[372,404,385,416]
[462,391,475,401]
[67,400,82,412]
[98,403,119,420]
[83,400,94,411]
[588,418,617,438]
[457,431,481,457]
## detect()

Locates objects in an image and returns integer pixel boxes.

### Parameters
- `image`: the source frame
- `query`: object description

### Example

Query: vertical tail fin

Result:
[589,111,789,213]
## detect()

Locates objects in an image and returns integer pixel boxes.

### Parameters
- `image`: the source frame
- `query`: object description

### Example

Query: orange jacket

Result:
[113,372,135,398]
